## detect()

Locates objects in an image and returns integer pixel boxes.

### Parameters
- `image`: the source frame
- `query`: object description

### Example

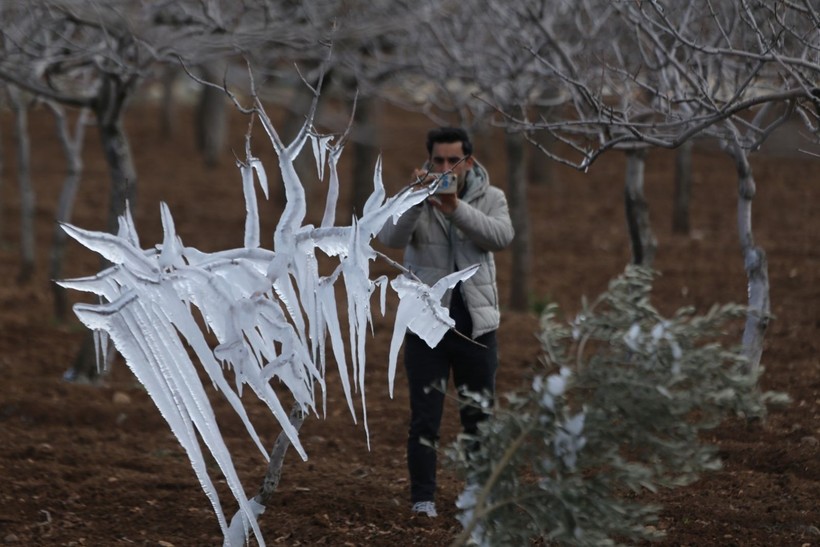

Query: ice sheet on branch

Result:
[58,108,475,547]
[388,265,479,396]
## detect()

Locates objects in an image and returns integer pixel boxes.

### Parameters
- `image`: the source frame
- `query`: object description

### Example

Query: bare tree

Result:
[46,102,90,320]
[151,0,420,217]
[624,148,657,266]
[0,90,6,244]
[446,0,819,375]
[0,2,154,379]
[0,2,152,240]
[195,60,228,167]
[506,131,531,309]
[349,95,379,217]
[672,140,694,234]
[5,86,35,282]
[485,2,818,166]
[363,0,818,371]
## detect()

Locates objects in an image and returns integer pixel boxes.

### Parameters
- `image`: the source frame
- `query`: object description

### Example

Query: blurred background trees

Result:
[0,0,817,392]
[0,0,815,543]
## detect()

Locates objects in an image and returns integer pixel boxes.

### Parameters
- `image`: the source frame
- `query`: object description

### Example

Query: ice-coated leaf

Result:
[251,158,269,199]
[320,141,345,228]
[361,156,386,218]
[117,202,140,248]
[56,266,129,299]
[317,268,356,421]
[387,265,480,396]
[310,133,333,182]
[358,182,429,240]
[311,226,352,257]
[240,158,261,249]
[61,223,159,276]
[158,202,185,270]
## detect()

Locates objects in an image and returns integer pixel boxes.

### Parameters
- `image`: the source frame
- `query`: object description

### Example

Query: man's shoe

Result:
[411,501,438,518]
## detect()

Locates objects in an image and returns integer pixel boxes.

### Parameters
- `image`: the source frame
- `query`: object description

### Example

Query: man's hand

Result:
[428,192,458,214]
[410,168,459,214]
[411,168,434,186]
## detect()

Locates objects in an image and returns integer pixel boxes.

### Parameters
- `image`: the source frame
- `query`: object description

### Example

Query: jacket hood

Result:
[462,160,491,202]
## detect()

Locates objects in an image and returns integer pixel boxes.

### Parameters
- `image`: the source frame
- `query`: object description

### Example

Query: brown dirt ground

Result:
[0,100,818,547]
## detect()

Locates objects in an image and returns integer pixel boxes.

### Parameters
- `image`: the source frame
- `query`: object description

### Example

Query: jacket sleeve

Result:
[377,202,425,248]
[450,188,515,252]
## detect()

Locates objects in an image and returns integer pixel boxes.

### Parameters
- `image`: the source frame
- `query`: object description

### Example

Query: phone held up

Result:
[419,160,458,195]
[432,172,457,194]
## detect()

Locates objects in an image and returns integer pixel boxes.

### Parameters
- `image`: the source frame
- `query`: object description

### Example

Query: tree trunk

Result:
[48,105,88,321]
[254,404,306,506]
[527,138,554,187]
[8,87,35,283]
[195,61,227,167]
[63,331,106,383]
[0,112,5,244]
[224,404,305,546]
[672,140,693,234]
[728,143,770,375]
[351,97,378,219]
[506,131,531,312]
[527,106,555,187]
[624,149,656,267]
[159,65,178,139]
[69,75,137,382]
[96,82,138,236]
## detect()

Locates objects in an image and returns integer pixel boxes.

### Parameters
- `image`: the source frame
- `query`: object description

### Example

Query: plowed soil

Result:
[1,100,818,546]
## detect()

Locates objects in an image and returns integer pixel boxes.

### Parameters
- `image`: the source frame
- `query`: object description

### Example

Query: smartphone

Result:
[420,161,458,194]
[433,173,458,194]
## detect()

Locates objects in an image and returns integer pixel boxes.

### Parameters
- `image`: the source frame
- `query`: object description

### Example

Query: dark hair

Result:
[425,127,473,157]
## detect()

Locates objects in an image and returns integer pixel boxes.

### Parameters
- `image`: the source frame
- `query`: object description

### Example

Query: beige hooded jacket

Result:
[378,161,515,339]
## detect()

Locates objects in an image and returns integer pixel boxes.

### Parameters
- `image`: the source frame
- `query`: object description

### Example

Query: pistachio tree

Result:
[520,0,818,374]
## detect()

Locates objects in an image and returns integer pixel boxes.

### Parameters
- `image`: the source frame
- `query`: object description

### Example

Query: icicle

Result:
[310,133,333,182]
[158,202,185,270]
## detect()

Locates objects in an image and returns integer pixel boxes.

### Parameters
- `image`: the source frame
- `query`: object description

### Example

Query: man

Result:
[378,127,515,518]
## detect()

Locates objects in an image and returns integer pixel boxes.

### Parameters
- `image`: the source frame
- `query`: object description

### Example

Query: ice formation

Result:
[58,102,476,546]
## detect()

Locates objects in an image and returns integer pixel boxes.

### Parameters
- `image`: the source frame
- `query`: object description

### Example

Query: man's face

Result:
[430,141,473,190]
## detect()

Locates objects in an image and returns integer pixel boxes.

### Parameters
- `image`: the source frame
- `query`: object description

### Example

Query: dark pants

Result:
[404,330,498,503]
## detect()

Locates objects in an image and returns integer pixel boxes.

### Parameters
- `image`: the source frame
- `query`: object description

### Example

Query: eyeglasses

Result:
[431,155,467,166]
